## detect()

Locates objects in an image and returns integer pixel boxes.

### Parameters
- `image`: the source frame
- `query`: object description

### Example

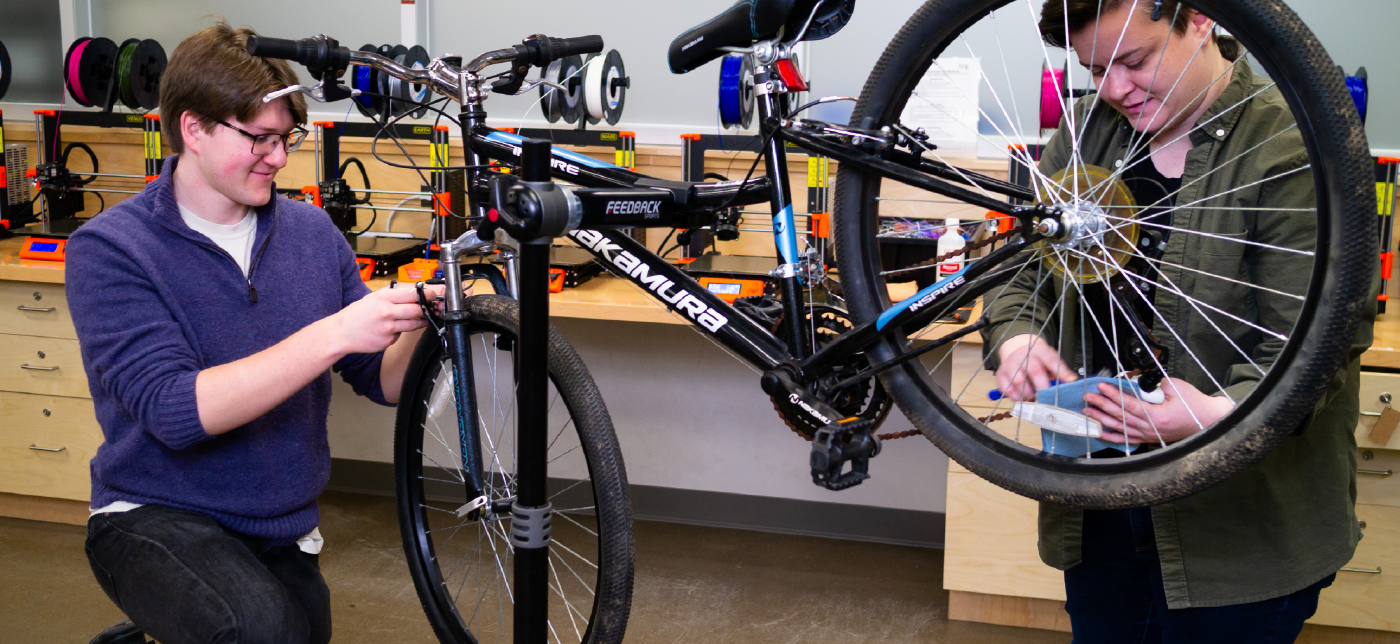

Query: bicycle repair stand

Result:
[469,138,561,643]
[14,109,164,238]
[307,121,458,277]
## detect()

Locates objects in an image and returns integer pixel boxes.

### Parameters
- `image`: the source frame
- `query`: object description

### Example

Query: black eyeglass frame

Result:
[217,120,309,155]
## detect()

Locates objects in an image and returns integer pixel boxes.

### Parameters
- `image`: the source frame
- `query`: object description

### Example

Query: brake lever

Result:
[263,82,358,104]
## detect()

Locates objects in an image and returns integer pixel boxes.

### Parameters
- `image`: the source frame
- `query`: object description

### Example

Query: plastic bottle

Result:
[938,218,966,275]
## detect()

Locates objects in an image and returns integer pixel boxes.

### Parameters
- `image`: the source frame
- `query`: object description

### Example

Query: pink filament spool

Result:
[1039,66,1065,130]
[67,39,90,105]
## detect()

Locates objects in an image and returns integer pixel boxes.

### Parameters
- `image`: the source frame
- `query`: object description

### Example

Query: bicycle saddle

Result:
[667,0,856,74]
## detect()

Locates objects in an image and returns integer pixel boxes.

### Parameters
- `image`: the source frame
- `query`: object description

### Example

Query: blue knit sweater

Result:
[66,156,388,544]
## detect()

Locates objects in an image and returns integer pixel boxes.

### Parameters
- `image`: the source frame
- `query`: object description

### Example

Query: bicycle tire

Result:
[833,0,1373,508]
[395,295,633,643]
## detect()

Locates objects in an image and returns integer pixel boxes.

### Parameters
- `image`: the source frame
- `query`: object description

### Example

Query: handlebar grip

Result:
[548,35,604,59]
[246,35,351,76]
[246,36,309,62]
[517,34,605,67]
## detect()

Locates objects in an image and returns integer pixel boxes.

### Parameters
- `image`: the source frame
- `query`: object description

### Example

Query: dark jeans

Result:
[85,504,331,644]
[1064,507,1331,644]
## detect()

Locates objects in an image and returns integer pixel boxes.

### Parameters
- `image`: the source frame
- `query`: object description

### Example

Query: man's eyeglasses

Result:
[218,121,309,155]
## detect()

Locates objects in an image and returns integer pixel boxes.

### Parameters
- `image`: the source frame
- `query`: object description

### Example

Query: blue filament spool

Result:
[717,54,753,129]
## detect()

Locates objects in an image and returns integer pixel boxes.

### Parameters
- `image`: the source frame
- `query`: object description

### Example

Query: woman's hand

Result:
[995,334,1078,401]
[1083,377,1234,444]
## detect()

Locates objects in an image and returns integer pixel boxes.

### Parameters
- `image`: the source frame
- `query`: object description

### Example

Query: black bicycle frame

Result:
[452,78,1041,388]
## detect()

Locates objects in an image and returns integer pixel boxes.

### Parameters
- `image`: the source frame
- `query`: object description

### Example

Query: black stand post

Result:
[512,139,554,644]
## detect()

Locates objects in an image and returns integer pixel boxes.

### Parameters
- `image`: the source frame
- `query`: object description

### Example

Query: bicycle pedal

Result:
[810,419,881,491]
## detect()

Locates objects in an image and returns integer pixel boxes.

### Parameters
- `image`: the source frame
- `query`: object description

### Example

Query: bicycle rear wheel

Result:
[833,0,1374,507]
[395,295,633,643]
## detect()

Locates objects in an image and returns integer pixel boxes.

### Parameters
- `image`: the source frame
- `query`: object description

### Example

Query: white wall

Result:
[7,0,1388,149]
[327,317,952,513]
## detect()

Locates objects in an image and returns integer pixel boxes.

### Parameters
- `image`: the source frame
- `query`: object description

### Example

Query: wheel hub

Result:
[1036,165,1141,285]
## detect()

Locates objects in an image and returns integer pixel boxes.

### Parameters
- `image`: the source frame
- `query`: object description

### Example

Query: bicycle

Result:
[251,0,1373,640]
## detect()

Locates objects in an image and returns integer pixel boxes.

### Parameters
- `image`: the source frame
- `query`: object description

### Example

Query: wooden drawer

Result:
[1357,371,1400,451]
[0,281,76,339]
[0,334,89,398]
[0,391,102,501]
[1311,503,1400,632]
[944,470,1065,601]
[1357,448,1399,508]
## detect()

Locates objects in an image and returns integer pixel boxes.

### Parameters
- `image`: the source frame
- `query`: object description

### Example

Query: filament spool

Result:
[0,40,11,101]
[353,44,381,119]
[379,44,408,118]
[540,59,564,123]
[115,39,141,109]
[717,53,755,129]
[539,55,586,124]
[64,37,94,106]
[405,45,431,118]
[582,49,628,126]
[114,38,165,110]
[1039,65,1066,130]
[1345,66,1368,125]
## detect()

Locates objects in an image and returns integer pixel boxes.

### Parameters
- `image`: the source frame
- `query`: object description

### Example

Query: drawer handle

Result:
[20,364,60,371]
[27,444,67,453]
[1359,468,1394,477]
[1340,566,1383,575]
[17,305,58,313]
[1361,411,1382,417]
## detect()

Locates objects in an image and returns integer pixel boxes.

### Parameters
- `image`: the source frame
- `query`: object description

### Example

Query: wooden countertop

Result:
[1,235,984,340]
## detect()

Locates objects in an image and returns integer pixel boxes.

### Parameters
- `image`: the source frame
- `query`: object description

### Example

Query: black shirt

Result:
[1084,150,1181,375]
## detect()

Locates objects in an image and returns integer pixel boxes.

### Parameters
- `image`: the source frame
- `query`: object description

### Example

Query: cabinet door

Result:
[944,470,1066,601]
[1311,503,1400,632]
[0,335,89,398]
[1357,371,1400,451]
[1356,448,1399,509]
[0,392,102,501]
[0,282,77,340]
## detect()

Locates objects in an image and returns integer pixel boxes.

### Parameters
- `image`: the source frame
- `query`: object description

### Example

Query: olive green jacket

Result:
[979,57,1377,608]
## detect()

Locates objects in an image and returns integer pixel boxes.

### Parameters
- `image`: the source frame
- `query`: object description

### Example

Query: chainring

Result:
[771,305,894,439]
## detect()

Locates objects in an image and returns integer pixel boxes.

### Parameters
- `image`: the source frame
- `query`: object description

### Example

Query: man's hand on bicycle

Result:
[994,334,1078,402]
[324,284,450,355]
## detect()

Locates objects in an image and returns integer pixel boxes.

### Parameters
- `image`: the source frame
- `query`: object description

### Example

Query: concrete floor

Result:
[0,490,1069,643]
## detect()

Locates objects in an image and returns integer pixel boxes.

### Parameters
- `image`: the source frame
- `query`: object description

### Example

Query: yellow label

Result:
[600,132,618,142]
[807,156,828,188]
[1378,182,1395,216]
[431,142,449,169]
[0,125,5,143]
[153,131,162,158]
[413,125,432,135]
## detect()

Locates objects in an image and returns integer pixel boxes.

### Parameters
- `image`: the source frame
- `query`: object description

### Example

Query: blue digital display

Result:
[707,282,742,295]
[28,242,59,253]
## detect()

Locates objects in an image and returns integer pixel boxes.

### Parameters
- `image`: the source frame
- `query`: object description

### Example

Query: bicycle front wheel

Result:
[834,0,1374,507]
[394,295,633,643]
